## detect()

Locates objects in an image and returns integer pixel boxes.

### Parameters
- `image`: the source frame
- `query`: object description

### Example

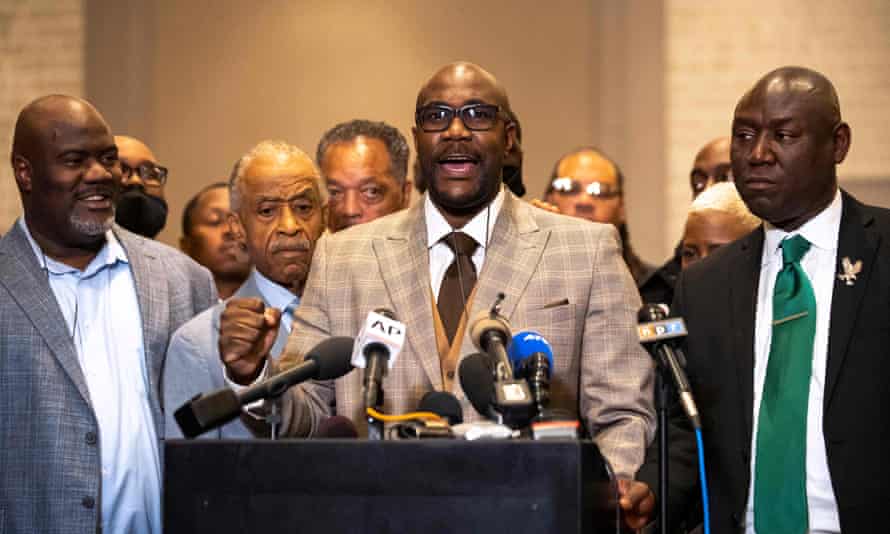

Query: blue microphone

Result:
[507,331,554,416]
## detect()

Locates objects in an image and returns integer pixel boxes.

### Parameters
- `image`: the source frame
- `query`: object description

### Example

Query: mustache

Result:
[270,239,311,254]
[433,143,481,162]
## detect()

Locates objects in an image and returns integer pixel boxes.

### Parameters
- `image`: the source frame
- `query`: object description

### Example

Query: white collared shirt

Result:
[425,187,505,301]
[19,219,160,534]
[745,190,842,534]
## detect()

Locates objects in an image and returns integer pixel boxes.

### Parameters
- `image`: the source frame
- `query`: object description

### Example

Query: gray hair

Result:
[688,181,761,230]
[316,120,409,184]
[229,140,327,212]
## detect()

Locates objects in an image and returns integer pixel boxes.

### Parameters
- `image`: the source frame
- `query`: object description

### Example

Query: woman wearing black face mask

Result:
[113,136,169,238]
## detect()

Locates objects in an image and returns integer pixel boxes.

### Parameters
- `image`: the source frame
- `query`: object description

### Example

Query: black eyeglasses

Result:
[415,103,505,132]
[121,162,168,186]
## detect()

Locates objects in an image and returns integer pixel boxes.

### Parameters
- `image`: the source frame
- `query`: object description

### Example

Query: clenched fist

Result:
[218,297,281,385]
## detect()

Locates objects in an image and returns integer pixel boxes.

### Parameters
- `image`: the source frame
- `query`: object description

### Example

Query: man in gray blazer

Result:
[221,63,655,484]
[164,140,326,439]
[0,95,216,534]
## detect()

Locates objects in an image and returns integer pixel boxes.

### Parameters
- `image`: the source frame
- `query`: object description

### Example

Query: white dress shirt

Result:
[426,186,505,301]
[20,219,161,534]
[745,190,842,534]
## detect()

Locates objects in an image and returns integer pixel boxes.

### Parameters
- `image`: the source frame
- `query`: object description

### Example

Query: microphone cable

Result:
[365,407,445,424]
[695,428,711,534]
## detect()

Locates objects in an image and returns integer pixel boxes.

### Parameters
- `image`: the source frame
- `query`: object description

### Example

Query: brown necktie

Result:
[437,232,479,343]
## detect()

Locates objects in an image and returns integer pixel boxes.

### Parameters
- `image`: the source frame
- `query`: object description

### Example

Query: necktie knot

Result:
[443,232,478,258]
[781,234,811,265]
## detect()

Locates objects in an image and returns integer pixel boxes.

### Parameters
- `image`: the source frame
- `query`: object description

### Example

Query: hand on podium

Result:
[218,297,281,385]
[617,478,655,531]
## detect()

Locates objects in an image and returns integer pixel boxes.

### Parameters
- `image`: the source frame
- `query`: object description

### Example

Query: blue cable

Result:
[695,427,711,534]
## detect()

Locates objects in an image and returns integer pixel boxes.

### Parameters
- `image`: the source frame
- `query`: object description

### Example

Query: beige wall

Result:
[86,0,667,262]
[0,0,84,232]
[665,0,890,250]
[7,1,887,263]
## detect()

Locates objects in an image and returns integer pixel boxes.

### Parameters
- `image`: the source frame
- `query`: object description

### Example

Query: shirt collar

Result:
[252,268,299,310]
[761,188,843,266]
[424,186,505,250]
[18,218,128,276]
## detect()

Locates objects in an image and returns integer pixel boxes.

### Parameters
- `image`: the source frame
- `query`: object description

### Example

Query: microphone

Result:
[316,415,359,439]
[419,391,463,425]
[174,336,355,438]
[468,293,514,381]
[507,331,554,416]
[638,303,701,429]
[394,391,463,439]
[458,352,497,420]
[350,308,406,410]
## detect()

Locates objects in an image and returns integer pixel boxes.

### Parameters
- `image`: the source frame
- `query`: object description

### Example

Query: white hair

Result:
[229,140,327,212]
[688,181,761,230]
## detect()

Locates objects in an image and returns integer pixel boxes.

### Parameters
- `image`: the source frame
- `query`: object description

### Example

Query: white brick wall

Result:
[0,0,84,232]
[666,0,890,250]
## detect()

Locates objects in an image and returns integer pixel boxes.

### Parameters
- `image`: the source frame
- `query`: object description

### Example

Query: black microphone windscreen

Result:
[419,391,463,425]
[458,353,495,418]
[304,336,355,380]
[316,415,359,438]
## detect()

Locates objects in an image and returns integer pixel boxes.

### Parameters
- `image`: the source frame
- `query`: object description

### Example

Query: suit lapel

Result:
[0,223,92,405]
[117,228,170,406]
[730,228,763,442]
[462,193,546,357]
[825,193,878,406]
[373,203,442,389]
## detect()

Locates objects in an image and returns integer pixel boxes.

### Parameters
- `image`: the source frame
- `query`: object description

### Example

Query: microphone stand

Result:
[656,354,670,534]
[367,383,384,441]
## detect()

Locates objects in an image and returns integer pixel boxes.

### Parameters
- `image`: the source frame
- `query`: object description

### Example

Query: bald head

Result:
[416,61,511,111]
[731,66,850,231]
[12,95,110,165]
[10,94,119,256]
[690,136,732,197]
[737,66,842,129]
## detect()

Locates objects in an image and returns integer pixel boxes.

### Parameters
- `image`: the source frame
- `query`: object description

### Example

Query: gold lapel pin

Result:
[837,257,862,286]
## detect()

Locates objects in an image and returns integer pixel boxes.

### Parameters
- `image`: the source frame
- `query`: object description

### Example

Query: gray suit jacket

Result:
[277,192,656,478]
[0,221,216,534]
[163,270,291,439]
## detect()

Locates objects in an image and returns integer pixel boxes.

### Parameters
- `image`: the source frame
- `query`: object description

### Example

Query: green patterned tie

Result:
[754,235,815,534]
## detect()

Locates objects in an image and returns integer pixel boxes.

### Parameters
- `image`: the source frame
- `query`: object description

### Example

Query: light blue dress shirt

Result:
[252,268,300,331]
[20,219,161,534]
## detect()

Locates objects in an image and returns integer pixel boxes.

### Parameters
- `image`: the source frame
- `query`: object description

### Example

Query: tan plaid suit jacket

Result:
[277,191,655,477]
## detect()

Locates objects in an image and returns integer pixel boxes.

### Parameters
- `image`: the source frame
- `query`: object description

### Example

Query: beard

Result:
[70,210,114,239]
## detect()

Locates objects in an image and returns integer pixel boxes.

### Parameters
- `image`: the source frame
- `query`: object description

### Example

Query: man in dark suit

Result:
[0,95,216,533]
[623,66,890,533]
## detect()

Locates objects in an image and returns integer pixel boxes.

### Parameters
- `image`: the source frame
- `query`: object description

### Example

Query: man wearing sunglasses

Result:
[220,63,654,516]
[114,135,169,238]
[544,147,653,285]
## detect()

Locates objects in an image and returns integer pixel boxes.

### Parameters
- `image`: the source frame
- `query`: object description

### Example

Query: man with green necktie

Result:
[621,66,890,533]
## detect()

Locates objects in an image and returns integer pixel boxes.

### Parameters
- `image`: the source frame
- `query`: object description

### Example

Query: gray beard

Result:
[70,211,114,238]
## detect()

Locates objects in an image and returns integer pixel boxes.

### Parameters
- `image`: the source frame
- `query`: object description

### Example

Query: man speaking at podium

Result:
[219,62,655,481]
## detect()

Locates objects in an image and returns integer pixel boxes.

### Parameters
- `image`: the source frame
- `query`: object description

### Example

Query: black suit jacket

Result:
[638,192,890,534]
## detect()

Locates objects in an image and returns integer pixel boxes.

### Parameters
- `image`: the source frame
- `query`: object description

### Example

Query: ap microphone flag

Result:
[351,309,406,370]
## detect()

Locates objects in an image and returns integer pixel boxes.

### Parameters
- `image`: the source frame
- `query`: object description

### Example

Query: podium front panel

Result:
[165,439,618,534]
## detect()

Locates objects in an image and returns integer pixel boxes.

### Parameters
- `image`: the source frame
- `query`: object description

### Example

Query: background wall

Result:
[84,0,667,260]
[2,1,889,266]
[0,0,83,230]
[665,0,890,251]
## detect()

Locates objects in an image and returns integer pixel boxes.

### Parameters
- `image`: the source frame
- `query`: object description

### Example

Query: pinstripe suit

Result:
[0,221,216,534]
[277,191,655,478]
